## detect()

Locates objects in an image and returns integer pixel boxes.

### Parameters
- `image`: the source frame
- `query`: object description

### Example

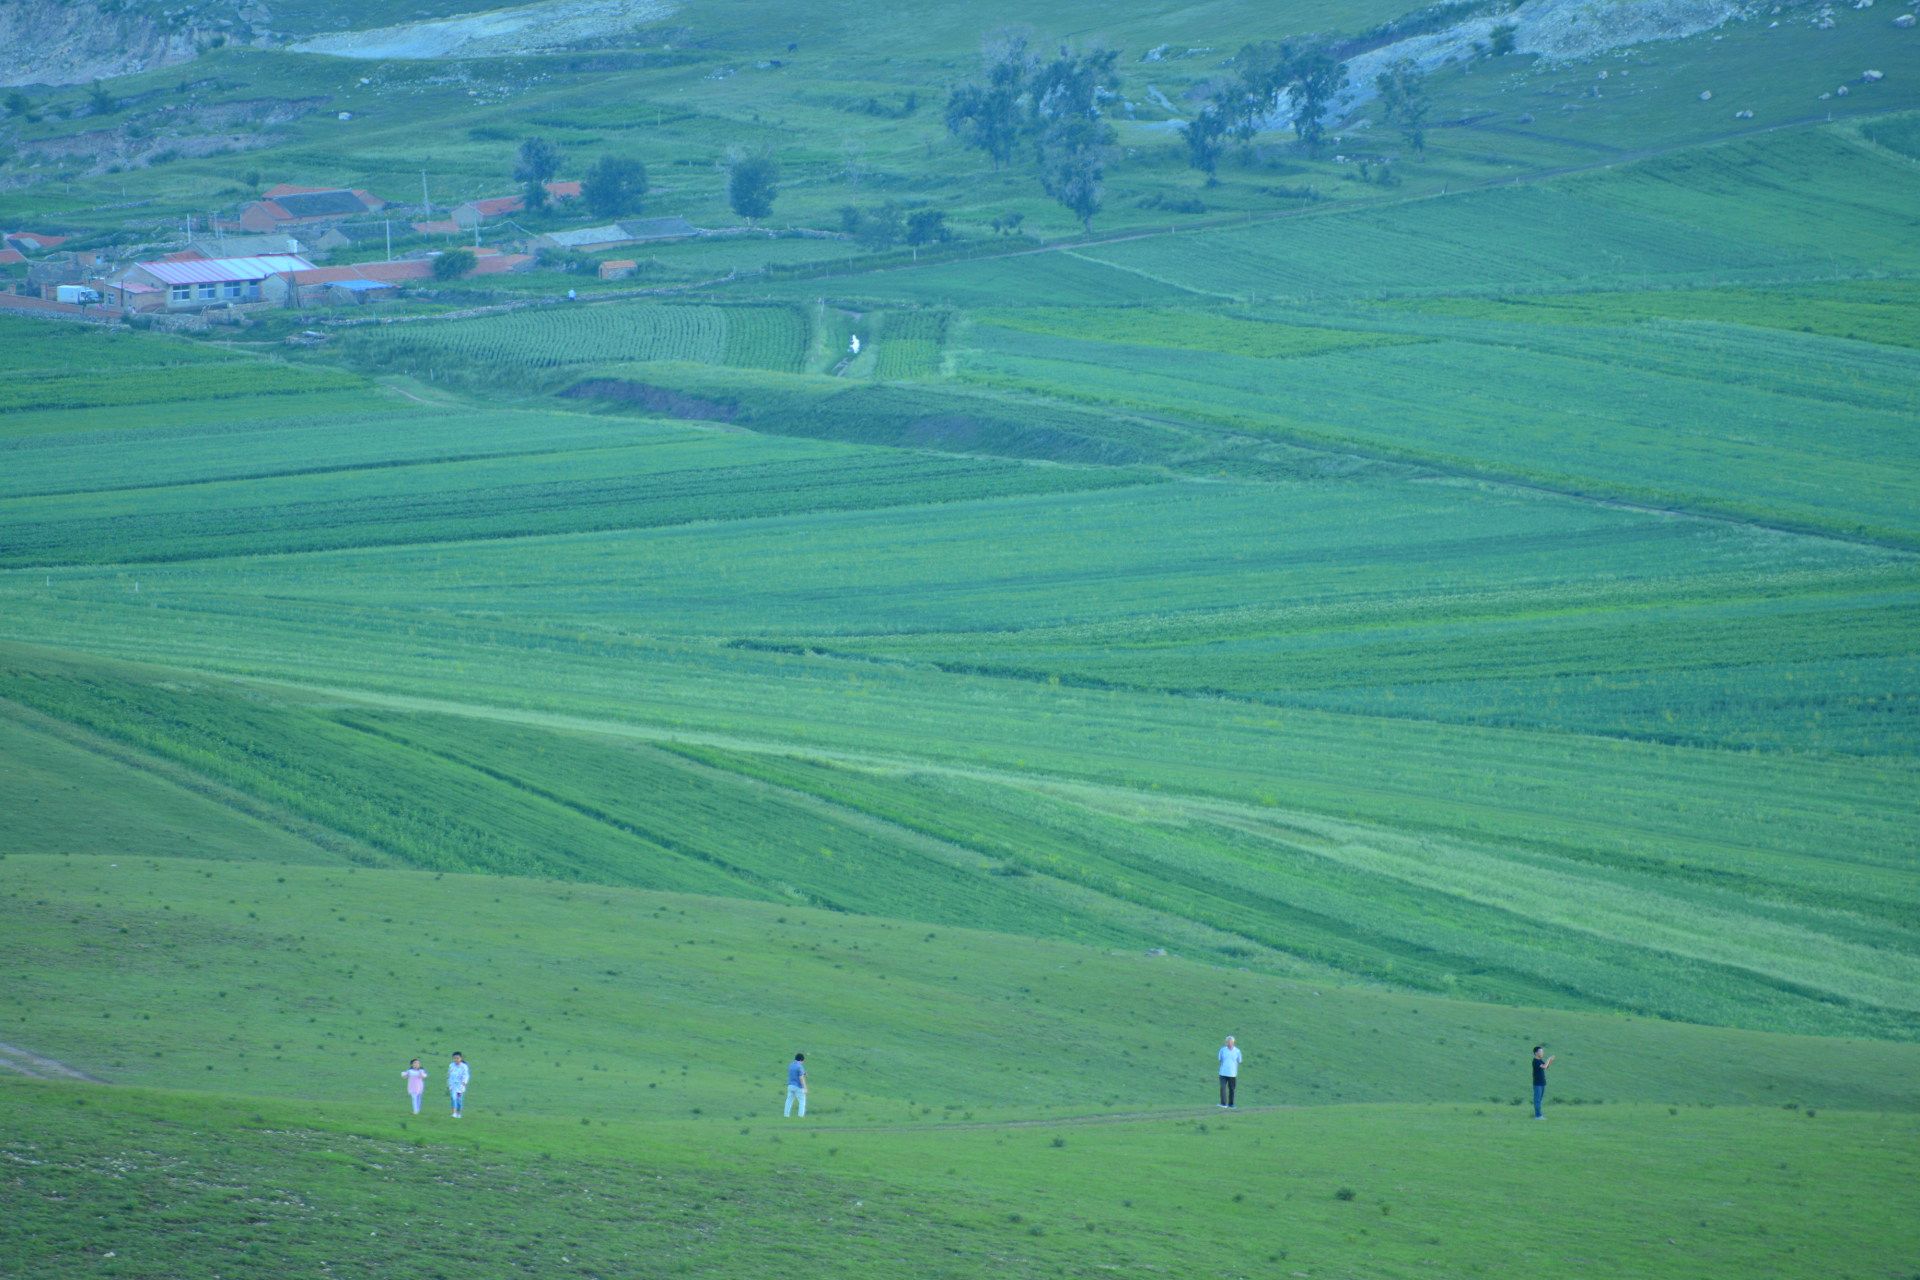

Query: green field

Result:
[3,0,1919,1275]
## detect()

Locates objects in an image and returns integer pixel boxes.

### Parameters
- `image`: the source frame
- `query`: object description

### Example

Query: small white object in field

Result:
[849,334,861,354]
[1699,89,1712,100]
[338,112,353,121]
[1862,68,1884,80]
[1837,84,1851,95]
[1895,12,1917,25]
[1735,108,1754,118]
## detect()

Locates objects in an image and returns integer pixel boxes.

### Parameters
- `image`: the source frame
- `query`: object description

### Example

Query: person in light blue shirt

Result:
[784,1053,807,1118]
[1217,1036,1242,1109]
[448,1052,470,1118]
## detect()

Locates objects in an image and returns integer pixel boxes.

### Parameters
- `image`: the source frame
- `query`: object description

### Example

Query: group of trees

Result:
[1180,39,1350,180]
[509,138,777,224]
[488,29,1427,247]
[838,203,951,256]
[515,137,651,219]
[1179,42,1434,179]
[945,32,1120,231]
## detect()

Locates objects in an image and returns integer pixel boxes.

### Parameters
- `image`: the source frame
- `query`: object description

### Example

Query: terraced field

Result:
[3,6,1918,1278]
[337,301,812,380]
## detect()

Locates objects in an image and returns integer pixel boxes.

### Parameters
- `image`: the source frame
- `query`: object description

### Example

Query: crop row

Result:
[0,363,361,413]
[872,309,947,380]
[341,302,810,379]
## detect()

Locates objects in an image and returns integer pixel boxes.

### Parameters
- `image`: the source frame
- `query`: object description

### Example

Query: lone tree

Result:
[87,82,117,116]
[1374,60,1430,153]
[432,248,477,280]
[904,208,951,259]
[727,148,780,225]
[581,155,648,219]
[1286,44,1349,150]
[1180,105,1229,182]
[515,136,562,212]
[1036,118,1111,232]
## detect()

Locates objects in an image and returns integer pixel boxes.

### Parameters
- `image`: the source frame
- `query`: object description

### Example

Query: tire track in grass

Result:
[0,1042,104,1083]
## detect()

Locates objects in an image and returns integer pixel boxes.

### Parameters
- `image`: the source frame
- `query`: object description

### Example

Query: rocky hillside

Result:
[0,1,215,86]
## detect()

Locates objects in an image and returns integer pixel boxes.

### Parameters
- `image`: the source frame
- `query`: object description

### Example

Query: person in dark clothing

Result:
[1531,1045,1555,1118]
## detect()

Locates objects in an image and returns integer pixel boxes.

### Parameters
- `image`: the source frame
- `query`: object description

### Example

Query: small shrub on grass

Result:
[1335,1187,1357,1202]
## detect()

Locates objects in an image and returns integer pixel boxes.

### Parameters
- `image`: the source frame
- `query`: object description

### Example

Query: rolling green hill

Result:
[3,1,1918,1276]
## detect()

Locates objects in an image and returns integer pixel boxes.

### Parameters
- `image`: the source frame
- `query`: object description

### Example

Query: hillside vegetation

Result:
[2,1,1917,1277]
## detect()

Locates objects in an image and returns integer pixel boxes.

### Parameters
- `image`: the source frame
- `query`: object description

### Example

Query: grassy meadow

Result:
[4,1,1920,1275]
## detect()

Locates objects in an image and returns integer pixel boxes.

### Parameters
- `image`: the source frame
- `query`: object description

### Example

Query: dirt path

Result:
[0,1041,103,1083]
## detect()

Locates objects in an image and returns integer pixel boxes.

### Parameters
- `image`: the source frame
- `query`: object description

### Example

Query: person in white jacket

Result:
[1217,1036,1242,1109]
[448,1052,470,1118]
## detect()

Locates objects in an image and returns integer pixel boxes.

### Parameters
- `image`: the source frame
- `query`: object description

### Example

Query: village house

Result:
[261,249,533,306]
[533,217,700,254]
[451,181,582,229]
[111,255,315,310]
[598,259,639,281]
[99,280,166,312]
[232,186,386,233]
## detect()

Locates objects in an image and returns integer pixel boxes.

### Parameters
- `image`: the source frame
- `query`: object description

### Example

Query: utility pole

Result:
[385,218,393,261]
[421,170,431,216]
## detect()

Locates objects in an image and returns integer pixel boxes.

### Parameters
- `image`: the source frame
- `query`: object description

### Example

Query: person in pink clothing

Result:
[403,1058,428,1114]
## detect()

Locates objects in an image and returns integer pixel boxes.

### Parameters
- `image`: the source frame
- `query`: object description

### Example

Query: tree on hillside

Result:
[727,149,780,225]
[1488,22,1518,56]
[5,90,35,122]
[904,208,950,259]
[1374,60,1430,154]
[582,155,648,219]
[1285,45,1349,150]
[946,31,1121,232]
[432,248,477,280]
[1196,39,1350,156]
[944,28,1037,168]
[839,202,903,251]
[1180,105,1229,182]
[515,136,562,212]
[87,82,117,116]
[1036,117,1111,233]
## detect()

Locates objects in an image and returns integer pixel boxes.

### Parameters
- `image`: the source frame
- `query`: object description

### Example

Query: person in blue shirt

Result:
[1217,1036,1242,1108]
[448,1051,470,1118]
[784,1053,807,1118]
[1531,1046,1555,1118]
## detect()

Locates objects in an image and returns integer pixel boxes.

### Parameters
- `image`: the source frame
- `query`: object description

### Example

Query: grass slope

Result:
[2,855,1917,1279]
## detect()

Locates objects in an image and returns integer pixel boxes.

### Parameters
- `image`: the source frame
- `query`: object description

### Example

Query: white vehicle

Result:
[55,285,102,305]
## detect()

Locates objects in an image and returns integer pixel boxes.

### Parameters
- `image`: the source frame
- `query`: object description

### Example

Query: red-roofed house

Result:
[0,248,25,267]
[451,180,580,229]
[234,188,386,232]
